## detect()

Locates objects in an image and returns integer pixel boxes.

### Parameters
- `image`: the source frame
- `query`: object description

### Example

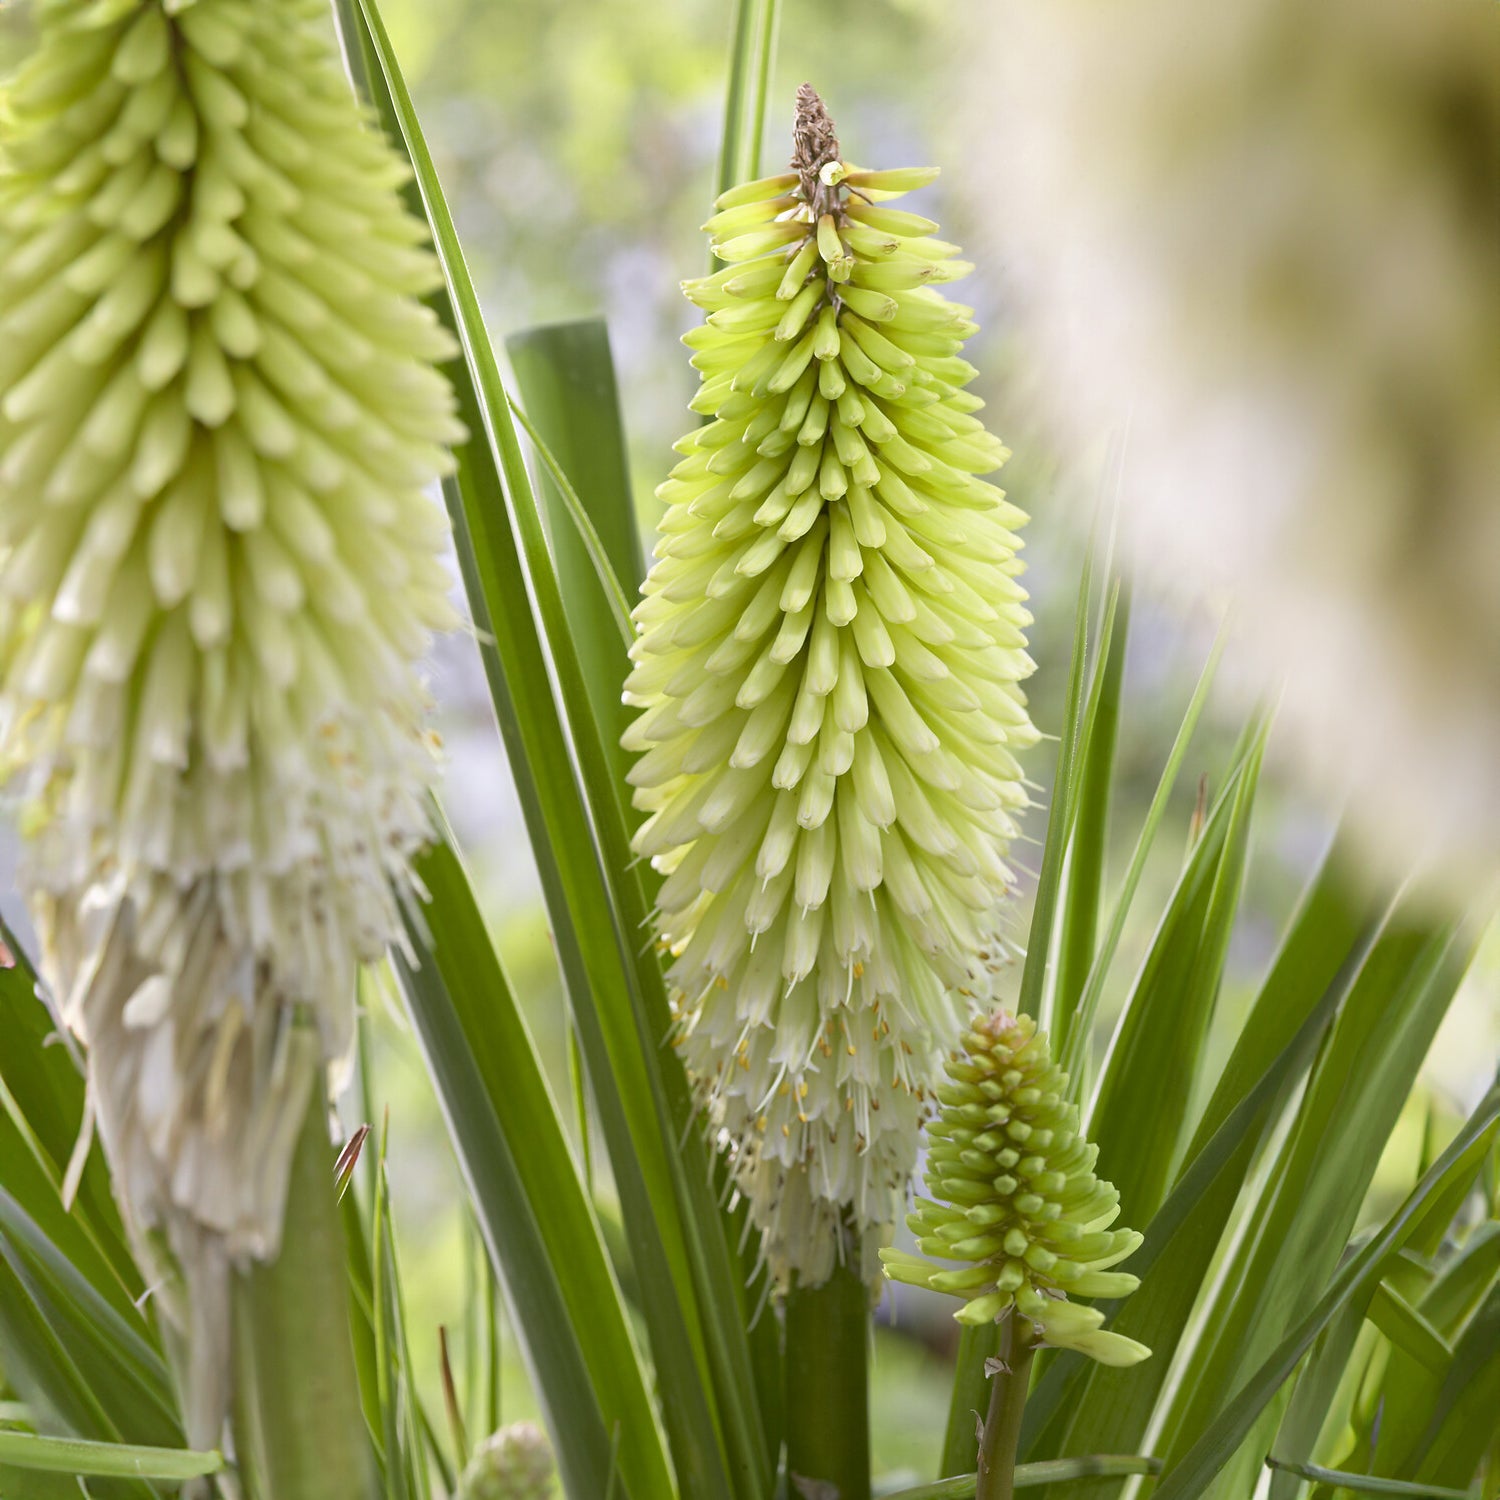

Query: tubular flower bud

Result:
[457,1423,556,1500]
[0,0,459,1370]
[624,85,1038,1287]
[881,1011,1150,1367]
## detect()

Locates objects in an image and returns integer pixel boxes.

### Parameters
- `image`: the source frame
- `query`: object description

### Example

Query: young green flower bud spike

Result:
[880,1011,1150,1367]
[457,1423,556,1500]
[624,85,1038,1287]
[0,0,459,1430]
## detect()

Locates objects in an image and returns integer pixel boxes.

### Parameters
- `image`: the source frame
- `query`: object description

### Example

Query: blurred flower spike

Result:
[623,85,1039,1287]
[882,1010,1151,1367]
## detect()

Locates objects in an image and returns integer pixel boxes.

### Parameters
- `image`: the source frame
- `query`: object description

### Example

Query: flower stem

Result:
[785,1246,870,1500]
[232,1078,377,1500]
[976,1316,1035,1500]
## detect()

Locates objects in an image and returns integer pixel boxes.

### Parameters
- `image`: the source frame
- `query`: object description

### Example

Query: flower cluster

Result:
[624,87,1037,1285]
[881,1010,1149,1366]
[0,0,458,1347]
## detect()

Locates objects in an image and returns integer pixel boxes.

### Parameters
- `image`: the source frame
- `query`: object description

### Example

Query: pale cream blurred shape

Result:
[968,0,1500,902]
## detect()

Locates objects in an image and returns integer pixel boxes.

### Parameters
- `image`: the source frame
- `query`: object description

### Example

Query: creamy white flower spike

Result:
[0,0,460,1396]
[625,88,1038,1287]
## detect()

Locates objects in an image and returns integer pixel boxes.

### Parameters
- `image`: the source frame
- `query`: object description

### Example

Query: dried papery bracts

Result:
[624,85,1038,1286]
[0,0,460,1436]
[881,1011,1150,1366]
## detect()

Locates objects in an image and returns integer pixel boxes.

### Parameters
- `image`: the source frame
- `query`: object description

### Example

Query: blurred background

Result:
[0,0,1493,1484]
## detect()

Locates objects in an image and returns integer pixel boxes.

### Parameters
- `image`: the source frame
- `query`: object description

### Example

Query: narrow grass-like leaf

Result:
[1022,892,1389,1478]
[1265,1458,1472,1498]
[339,9,767,1494]
[0,945,138,1302]
[339,1190,387,1475]
[1017,543,1096,1024]
[0,1194,178,1450]
[1058,629,1226,1085]
[1151,1077,1500,1500]
[0,1433,220,1482]
[506,318,639,594]
[880,1456,1163,1499]
[371,1127,433,1500]
[1153,924,1473,1497]
[505,397,633,642]
[1185,831,1372,1156]
[392,833,673,1500]
[1401,1281,1500,1489]
[1368,1283,1451,1374]
[1050,584,1127,1053]
[1086,727,1264,1226]
[1267,1294,1373,1500]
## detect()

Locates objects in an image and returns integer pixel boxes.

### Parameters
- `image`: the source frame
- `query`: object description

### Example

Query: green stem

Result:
[785,1247,870,1500]
[976,1317,1035,1500]
[232,1075,377,1500]
[942,1323,1001,1476]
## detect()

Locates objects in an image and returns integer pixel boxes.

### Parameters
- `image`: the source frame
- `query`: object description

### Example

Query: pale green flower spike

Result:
[458,1423,557,1500]
[881,1010,1151,1367]
[624,85,1038,1287]
[0,0,460,1431]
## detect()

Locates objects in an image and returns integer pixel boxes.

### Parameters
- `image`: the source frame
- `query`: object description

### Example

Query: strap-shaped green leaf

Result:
[1020,869,1388,1476]
[1265,1457,1472,1498]
[0,1431,220,1482]
[392,834,673,1500]
[0,940,139,1305]
[1051,583,1128,1056]
[1151,1077,1500,1500]
[878,1454,1162,1498]
[1150,924,1474,1498]
[1368,1282,1452,1374]
[1086,723,1265,1228]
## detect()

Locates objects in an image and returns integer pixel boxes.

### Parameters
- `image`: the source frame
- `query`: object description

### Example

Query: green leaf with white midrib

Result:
[1153,925,1477,1499]
[392,834,672,1500]
[340,6,761,1495]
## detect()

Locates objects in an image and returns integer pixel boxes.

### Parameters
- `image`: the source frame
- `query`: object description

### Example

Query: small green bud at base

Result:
[879,1011,1151,1368]
[457,1423,556,1500]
